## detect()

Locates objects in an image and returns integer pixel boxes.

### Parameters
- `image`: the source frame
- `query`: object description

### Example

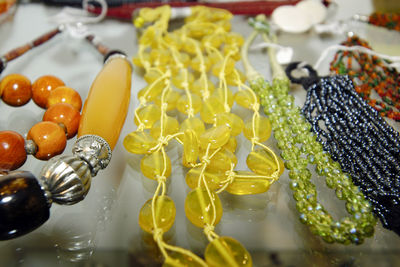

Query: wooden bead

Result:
[0,131,27,171]
[43,103,81,139]
[27,121,67,160]
[0,74,32,106]
[47,86,82,111]
[32,75,65,108]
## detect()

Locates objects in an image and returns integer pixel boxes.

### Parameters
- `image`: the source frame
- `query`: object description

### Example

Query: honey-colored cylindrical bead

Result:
[0,74,32,106]
[78,56,132,150]
[27,121,67,160]
[43,103,81,139]
[0,131,27,171]
[32,75,65,108]
[47,86,82,111]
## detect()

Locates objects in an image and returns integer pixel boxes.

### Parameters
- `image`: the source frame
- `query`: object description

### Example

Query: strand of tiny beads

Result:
[124,5,283,266]
[242,15,377,245]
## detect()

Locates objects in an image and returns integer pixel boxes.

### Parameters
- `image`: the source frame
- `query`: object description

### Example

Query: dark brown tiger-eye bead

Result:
[0,171,50,240]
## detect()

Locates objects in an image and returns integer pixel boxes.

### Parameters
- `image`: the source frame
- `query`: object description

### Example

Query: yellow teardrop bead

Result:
[190,56,212,73]
[246,148,284,177]
[184,188,223,228]
[177,94,202,115]
[154,89,181,112]
[144,69,163,83]
[180,117,205,137]
[243,116,271,143]
[123,131,157,154]
[234,90,258,109]
[163,252,205,267]
[132,52,150,68]
[199,125,231,150]
[183,130,199,167]
[205,236,252,267]
[223,137,237,153]
[211,57,235,77]
[138,196,176,234]
[185,166,224,191]
[141,151,172,180]
[134,104,161,129]
[215,113,244,137]
[226,170,272,195]
[200,96,225,124]
[200,148,237,172]
[150,116,180,139]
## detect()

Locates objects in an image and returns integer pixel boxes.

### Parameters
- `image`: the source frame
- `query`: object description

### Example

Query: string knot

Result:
[201,156,211,166]
[156,175,167,183]
[203,224,215,237]
[153,228,164,242]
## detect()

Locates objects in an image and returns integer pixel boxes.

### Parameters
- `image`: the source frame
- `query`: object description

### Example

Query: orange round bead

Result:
[27,121,67,160]
[47,86,82,111]
[0,74,32,106]
[32,75,65,108]
[0,131,27,171]
[43,103,81,139]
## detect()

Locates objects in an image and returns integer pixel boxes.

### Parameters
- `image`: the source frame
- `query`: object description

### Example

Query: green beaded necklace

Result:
[242,16,377,245]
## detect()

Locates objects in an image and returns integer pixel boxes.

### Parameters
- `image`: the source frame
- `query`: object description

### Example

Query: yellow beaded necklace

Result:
[124,5,284,266]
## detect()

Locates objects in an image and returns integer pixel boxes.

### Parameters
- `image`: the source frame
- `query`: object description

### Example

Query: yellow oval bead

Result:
[205,236,252,267]
[154,89,181,112]
[234,90,258,109]
[185,166,225,191]
[144,69,163,83]
[199,125,231,150]
[177,94,202,115]
[243,116,271,143]
[200,148,237,172]
[226,32,244,46]
[138,82,164,102]
[215,113,244,137]
[183,130,199,167]
[212,86,234,107]
[246,148,284,177]
[211,57,235,77]
[190,78,215,97]
[171,70,195,90]
[226,170,272,195]
[132,52,150,68]
[138,196,176,234]
[150,116,180,139]
[180,117,205,137]
[200,96,225,124]
[184,188,223,228]
[163,252,205,267]
[150,49,171,66]
[123,131,157,154]
[223,137,237,152]
[134,104,161,129]
[140,151,172,180]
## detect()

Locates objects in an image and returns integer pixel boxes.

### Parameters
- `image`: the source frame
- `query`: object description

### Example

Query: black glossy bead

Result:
[0,171,50,240]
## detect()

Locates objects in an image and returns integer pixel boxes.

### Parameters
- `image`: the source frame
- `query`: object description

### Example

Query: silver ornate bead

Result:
[72,135,112,177]
[40,155,92,205]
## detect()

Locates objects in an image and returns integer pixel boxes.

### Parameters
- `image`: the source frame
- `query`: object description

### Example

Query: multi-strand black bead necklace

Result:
[286,62,400,235]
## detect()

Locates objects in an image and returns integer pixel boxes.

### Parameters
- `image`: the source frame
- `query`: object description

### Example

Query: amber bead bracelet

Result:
[0,74,82,170]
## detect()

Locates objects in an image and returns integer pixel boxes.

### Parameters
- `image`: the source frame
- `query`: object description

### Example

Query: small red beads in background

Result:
[0,131,27,171]
[0,74,32,106]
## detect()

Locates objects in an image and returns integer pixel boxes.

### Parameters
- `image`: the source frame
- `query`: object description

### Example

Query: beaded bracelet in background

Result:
[330,35,400,121]
[368,12,400,31]
[243,16,377,245]
[286,62,400,236]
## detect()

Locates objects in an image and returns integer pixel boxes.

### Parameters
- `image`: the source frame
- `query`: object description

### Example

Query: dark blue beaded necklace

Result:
[286,62,400,236]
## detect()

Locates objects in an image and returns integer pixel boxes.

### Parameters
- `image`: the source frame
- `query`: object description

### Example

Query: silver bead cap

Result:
[72,135,112,177]
[40,155,92,205]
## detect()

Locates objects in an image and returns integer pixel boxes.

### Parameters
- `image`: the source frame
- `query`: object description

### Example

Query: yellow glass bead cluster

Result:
[124,5,284,266]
